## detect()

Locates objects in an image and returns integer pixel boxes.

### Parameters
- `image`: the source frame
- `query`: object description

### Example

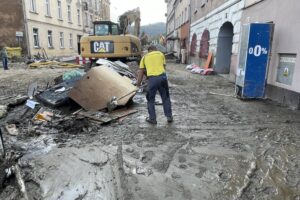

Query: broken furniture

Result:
[37,79,79,107]
[69,66,138,111]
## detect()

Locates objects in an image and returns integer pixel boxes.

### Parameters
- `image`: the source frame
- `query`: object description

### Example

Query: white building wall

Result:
[190,0,244,77]
[166,0,176,54]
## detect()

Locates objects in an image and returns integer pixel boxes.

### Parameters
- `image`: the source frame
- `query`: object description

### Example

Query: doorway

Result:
[215,22,233,74]
[77,35,82,54]
[199,29,210,58]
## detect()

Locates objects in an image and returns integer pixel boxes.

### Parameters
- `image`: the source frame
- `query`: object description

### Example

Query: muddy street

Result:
[1,62,300,200]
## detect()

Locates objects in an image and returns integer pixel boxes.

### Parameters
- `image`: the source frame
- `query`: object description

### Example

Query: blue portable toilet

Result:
[235,23,274,99]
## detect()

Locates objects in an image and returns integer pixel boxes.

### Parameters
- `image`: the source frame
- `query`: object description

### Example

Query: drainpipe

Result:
[165,3,167,48]
[173,1,176,57]
[22,0,31,57]
[187,0,192,64]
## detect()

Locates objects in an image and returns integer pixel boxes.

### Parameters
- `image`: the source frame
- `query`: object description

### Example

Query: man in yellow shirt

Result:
[136,45,173,124]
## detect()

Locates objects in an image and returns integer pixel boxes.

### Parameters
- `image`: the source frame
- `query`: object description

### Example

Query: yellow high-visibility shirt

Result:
[139,51,166,76]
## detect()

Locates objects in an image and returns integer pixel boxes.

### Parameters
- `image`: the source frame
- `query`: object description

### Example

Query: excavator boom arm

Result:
[119,8,141,36]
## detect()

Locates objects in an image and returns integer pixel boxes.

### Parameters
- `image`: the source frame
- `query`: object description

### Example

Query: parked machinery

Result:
[80,8,142,65]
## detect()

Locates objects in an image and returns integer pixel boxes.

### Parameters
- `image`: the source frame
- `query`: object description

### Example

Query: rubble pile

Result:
[185,52,215,75]
[0,60,143,197]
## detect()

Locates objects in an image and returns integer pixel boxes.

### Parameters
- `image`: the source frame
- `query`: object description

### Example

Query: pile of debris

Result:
[0,60,145,197]
[186,52,214,75]
[28,60,81,69]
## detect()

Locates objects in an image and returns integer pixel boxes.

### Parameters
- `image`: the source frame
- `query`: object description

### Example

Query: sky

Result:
[110,0,167,26]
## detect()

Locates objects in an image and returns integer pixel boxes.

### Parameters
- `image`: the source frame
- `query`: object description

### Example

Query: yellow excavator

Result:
[80,8,142,65]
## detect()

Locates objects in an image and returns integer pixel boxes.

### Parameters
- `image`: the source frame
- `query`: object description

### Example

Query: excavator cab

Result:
[94,21,121,36]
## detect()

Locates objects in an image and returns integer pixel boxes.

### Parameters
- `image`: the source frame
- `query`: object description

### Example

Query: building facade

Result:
[175,0,190,63]
[82,0,111,35]
[0,1,27,51]
[99,0,111,21]
[166,0,190,62]
[166,0,176,54]
[242,0,300,109]
[189,0,244,78]
[165,0,300,109]
[0,0,110,59]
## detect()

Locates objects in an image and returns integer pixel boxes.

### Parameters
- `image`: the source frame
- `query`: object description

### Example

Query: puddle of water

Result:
[20,135,56,159]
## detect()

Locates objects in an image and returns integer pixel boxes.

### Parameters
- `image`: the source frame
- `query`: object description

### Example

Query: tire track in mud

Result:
[151,142,187,174]
[236,125,300,200]
[168,66,300,199]
[2,63,300,199]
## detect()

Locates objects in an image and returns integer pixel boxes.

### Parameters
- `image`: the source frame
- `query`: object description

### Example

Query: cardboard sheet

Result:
[69,66,137,111]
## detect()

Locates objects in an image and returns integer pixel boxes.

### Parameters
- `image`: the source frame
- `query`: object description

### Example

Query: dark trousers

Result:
[146,74,172,120]
[2,57,8,70]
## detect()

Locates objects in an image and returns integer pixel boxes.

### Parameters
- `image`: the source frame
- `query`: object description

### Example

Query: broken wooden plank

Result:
[77,111,112,123]
[109,108,138,120]
[77,108,138,125]
[12,164,29,200]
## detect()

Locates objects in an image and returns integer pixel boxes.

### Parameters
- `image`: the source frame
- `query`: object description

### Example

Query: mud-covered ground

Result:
[1,62,300,200]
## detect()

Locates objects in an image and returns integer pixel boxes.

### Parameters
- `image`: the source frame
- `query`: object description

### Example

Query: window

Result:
[97,1,101,13]
[77,9,81,25]
[95,24,109,36]
[59,32,64,48]
[90,14,93,28]
[45,0,51,16]
[69,33,73,48]
[179,15,182,26]
[95,0,99,12]
[67,4,72,22]
[33,28,40,48]
[201,0,208,7]
[190,33,197,56]
[199,29,210,58]
[30,0,37,12]
[85,12,88,27]
[47,30,53,48]
[111,25,119,35]
[194,0,198,13]
[187,4,190,20]
[57,0,62,19]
